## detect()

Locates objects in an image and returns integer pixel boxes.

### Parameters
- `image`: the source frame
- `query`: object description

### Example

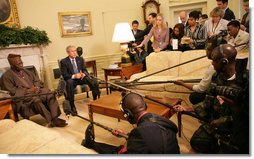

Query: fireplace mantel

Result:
[0,45,52,89]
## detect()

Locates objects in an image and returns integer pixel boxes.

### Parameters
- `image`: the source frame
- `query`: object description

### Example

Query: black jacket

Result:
[223,8,235,21]
[126,113,180,154]
[135,24,153,40]
[60,56,88,81]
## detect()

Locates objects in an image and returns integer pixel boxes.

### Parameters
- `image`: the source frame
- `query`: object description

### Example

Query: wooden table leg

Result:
[104,71,109,95]
[8,104,16,121]
[177,112,182,137]
[88,105,95,137]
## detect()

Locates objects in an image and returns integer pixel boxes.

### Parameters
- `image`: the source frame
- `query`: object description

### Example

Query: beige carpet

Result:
[28,88,200,154]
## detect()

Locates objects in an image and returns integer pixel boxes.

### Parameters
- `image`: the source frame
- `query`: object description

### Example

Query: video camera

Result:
[217,30,228,37]
[209,58,248,102]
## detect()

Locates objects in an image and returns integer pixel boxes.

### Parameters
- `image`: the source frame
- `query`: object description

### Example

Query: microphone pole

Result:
[62,100,128,139]
[76,114,128,139]
[113,79,202,87]
[94,77,210,123]
[0,91,62,101]
[0,79,66,101]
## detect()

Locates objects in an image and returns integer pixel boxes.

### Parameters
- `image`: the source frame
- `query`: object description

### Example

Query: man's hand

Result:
[26,86,40,94]
[217,95,239,112]
[211,117,225,127]
[240,24,246,31]
[112,129,128,138]
[188,39,194,45]
[74,72,82,79]
[80,70,85,79]
[173,105,193,112]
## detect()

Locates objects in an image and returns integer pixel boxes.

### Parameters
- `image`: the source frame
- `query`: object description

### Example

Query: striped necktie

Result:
[71,59,79,73]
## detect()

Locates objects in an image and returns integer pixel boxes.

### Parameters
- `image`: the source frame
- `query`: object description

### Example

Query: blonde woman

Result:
[204,7,229,37]
[138,13,169,53]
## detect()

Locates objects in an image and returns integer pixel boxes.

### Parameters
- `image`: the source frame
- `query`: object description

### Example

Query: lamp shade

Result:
[112,23,135,43]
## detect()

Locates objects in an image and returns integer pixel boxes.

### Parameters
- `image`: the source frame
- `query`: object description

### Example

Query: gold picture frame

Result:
[0,0,20,28]
[58,11,92,37]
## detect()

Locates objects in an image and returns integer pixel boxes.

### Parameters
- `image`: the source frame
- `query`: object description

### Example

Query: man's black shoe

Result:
[71,107,78,116]
[51,117,68,127]
[70,102,78,116]
[81,123,94,148]
[92,90,101,100]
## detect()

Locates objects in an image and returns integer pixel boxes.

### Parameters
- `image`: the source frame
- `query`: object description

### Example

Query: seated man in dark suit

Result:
[1,54,67,127]
[60,45,100,115]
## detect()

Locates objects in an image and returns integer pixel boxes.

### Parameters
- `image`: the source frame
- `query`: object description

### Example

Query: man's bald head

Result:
[121,93,147,115]
[179,11,188,24]
[211,44,237,63]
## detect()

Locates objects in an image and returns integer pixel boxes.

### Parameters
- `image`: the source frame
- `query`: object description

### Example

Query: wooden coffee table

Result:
[87,92,181,135]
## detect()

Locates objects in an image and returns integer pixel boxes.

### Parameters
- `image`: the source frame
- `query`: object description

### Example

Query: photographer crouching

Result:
[173,44,249,154]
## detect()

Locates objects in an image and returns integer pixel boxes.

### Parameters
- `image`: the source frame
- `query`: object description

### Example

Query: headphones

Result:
[120,93,147,124]
[219,44,229,65]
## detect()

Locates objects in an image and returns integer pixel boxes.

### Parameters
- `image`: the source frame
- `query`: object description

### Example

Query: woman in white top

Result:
[204,7,229,38]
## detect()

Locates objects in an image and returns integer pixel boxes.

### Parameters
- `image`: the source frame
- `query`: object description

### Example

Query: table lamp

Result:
[112,22,135,67]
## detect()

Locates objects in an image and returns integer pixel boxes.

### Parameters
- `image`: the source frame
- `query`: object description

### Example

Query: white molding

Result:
[168,0,207,7]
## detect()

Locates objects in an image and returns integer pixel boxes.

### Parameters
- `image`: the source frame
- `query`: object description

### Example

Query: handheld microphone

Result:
[55,79,66,97]
[62,99,72,118]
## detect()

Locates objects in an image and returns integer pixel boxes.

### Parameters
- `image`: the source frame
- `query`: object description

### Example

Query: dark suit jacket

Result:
[135,24,154,53]
[60,56,87,81]
[135,24,153,40]
[132,29,143,44]
[223,8,235,21]
[126,113,180,154]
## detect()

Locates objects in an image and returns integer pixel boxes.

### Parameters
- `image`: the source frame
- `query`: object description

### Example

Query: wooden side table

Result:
[103,64,143,94]
[0,100,16,121]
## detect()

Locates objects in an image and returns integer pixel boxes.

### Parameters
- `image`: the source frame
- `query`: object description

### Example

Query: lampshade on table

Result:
[112,23,135,67]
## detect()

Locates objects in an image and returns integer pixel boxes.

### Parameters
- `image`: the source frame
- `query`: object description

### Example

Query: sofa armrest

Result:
[0,119,97,154]
[129,71,147,81]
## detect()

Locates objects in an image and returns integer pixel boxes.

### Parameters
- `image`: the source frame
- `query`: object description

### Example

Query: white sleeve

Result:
[192,65,216,93]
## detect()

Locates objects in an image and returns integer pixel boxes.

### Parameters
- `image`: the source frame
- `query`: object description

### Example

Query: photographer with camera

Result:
[173,44,248,153]
[174,34,227,105]
[127,46,148,71]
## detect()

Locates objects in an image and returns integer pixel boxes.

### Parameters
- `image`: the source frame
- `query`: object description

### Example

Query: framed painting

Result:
[0,0,20,28]
[58,11,92,37]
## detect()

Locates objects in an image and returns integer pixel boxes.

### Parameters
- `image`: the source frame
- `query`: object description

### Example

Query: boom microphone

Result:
[56,79,66,97]
[62,99,128,139]
[0,79,66,101]
[62,99,72,118]
[77,47,83,57]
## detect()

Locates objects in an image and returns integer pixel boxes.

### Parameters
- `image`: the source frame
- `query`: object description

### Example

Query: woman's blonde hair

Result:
[156,13,167,29]
[210,7,224,18]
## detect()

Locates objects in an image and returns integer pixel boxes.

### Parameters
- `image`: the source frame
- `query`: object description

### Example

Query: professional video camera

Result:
[209,58,248,103]
[217,30,228,37]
